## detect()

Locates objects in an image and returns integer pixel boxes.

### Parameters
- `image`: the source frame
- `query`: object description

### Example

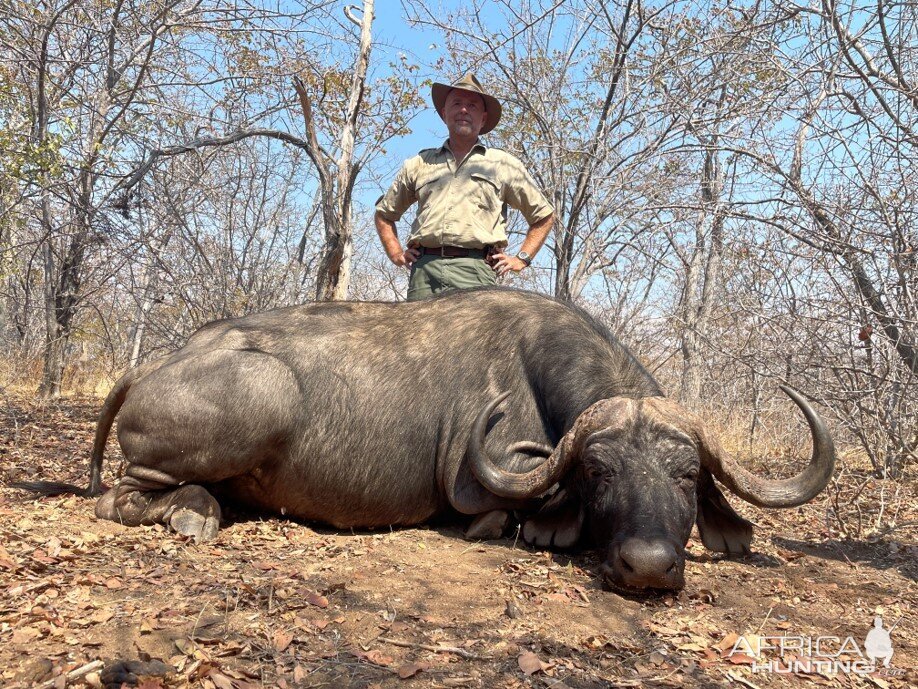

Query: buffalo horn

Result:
[698,386,836,507]
[467,392,575,499]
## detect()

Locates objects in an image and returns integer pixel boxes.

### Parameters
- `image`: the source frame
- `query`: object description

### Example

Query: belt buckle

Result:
[439,246,447,257]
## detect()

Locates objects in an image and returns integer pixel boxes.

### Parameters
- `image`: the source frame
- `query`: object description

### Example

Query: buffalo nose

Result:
[608,537,683,591]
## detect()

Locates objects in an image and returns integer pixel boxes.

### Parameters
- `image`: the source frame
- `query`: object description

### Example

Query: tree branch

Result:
[116,129,313,198]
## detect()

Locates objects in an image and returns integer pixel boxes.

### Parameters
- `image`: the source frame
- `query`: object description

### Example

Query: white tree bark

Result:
[297,0,374,302]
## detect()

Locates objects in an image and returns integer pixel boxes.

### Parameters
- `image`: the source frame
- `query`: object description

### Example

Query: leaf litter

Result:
[0,393,915,687]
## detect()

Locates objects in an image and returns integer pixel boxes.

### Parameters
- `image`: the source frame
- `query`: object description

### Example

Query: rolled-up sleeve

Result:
[503,157,553,226]
[375,161,416,222]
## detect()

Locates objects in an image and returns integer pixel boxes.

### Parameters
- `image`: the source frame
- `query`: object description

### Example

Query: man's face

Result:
[444,89,487,139]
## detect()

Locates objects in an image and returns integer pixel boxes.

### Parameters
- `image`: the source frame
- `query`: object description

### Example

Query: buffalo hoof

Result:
[522,489,584,549]
[465,510,510,540]
[169,508,219,543]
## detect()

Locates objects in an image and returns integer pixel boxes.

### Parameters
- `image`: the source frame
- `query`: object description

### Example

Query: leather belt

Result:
[419,246,487,258]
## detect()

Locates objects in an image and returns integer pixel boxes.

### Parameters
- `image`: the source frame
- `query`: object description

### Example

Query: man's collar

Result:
[441,138,487,155]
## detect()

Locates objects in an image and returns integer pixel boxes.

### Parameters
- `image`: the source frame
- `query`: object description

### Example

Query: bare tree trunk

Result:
[748,370,762,448]
[126,213,171,366]
[40,174,93,396]
[0,209,12,346]
[679,146,724,404]
[553,0,636,302]
[35,7,58,396]
[38,188,62,397]
[128,265,155,366]
[41,234,90,396]
[312,0,373,301]
[553,214,575,302]
[793,175,917,376]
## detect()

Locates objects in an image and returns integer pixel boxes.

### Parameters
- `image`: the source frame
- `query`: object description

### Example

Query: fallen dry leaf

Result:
[676,642,707,652]
[11,626,41,644]
[273,629,294,653]
[140,617,159,633]
[0,544,17,569]
[135,679,165,689]
[45,536,62,557]
[397,662,428,679]
[517,651,546,675]
[361,650,394,667]
[727,653,756,665]
[716,632,740,652]
[304,591,328,608]
[207,670,235,689]
[90,608,114,623]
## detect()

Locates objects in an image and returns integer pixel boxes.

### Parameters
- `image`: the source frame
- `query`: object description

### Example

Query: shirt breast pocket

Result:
[470,173,501,213]
[416,173,444,205]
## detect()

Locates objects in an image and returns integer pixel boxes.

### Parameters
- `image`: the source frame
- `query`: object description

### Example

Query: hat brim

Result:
[431,82,502,135]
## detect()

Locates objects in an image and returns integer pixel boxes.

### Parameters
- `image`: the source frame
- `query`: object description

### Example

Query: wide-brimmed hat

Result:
[431,73,502,134]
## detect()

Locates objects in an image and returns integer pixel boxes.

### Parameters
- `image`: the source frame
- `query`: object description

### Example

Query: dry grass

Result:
[0,356,120,398]
[692,404,914,543]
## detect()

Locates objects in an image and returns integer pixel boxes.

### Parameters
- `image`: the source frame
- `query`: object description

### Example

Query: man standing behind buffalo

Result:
[374,73,554,300]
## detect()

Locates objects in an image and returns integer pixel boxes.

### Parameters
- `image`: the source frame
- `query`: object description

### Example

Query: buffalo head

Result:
[468,386,834,593]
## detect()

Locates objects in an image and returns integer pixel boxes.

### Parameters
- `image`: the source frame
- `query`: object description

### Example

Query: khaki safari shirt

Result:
[376,141,553,250]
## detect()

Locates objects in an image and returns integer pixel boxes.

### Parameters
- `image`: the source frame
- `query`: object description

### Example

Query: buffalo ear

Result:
[695,468,754,555]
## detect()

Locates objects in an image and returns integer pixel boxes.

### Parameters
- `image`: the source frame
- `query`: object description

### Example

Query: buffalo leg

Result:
[522,487,584,549]
[465,510,511,540]
[95,471,221,542]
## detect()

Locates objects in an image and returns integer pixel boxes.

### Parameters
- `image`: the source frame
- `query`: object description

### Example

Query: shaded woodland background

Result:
[1,3,916,686]
[1,0,915,491]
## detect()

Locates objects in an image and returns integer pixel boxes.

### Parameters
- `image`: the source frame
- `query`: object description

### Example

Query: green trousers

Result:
[407,254,497,301]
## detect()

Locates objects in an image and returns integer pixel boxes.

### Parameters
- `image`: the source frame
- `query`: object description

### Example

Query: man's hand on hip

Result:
[490,252,528,277]
[390,246,420,268]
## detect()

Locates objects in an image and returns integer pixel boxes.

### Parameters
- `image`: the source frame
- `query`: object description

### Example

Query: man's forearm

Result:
[490,213,555,276]
[375,211,419,267]
[375,211,404,262]
[519,213,554,259]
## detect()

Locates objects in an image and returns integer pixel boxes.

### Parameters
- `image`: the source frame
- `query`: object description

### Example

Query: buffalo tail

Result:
[11,357,167,498]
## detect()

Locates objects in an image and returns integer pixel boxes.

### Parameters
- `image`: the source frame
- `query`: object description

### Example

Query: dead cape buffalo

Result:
[17,287,834,592]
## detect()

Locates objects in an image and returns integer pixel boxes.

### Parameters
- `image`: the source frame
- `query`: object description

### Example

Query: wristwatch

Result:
[516,251,532,267]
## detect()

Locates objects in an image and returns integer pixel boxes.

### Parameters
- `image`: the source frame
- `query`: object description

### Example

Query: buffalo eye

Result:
[582,463,613,485]
[675,470,698,492]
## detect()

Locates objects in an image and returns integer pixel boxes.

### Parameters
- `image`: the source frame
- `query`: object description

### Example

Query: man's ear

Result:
[696,468,754,555]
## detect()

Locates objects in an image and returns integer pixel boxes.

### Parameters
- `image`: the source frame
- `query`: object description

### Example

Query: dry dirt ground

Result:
[0,394,915,689]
